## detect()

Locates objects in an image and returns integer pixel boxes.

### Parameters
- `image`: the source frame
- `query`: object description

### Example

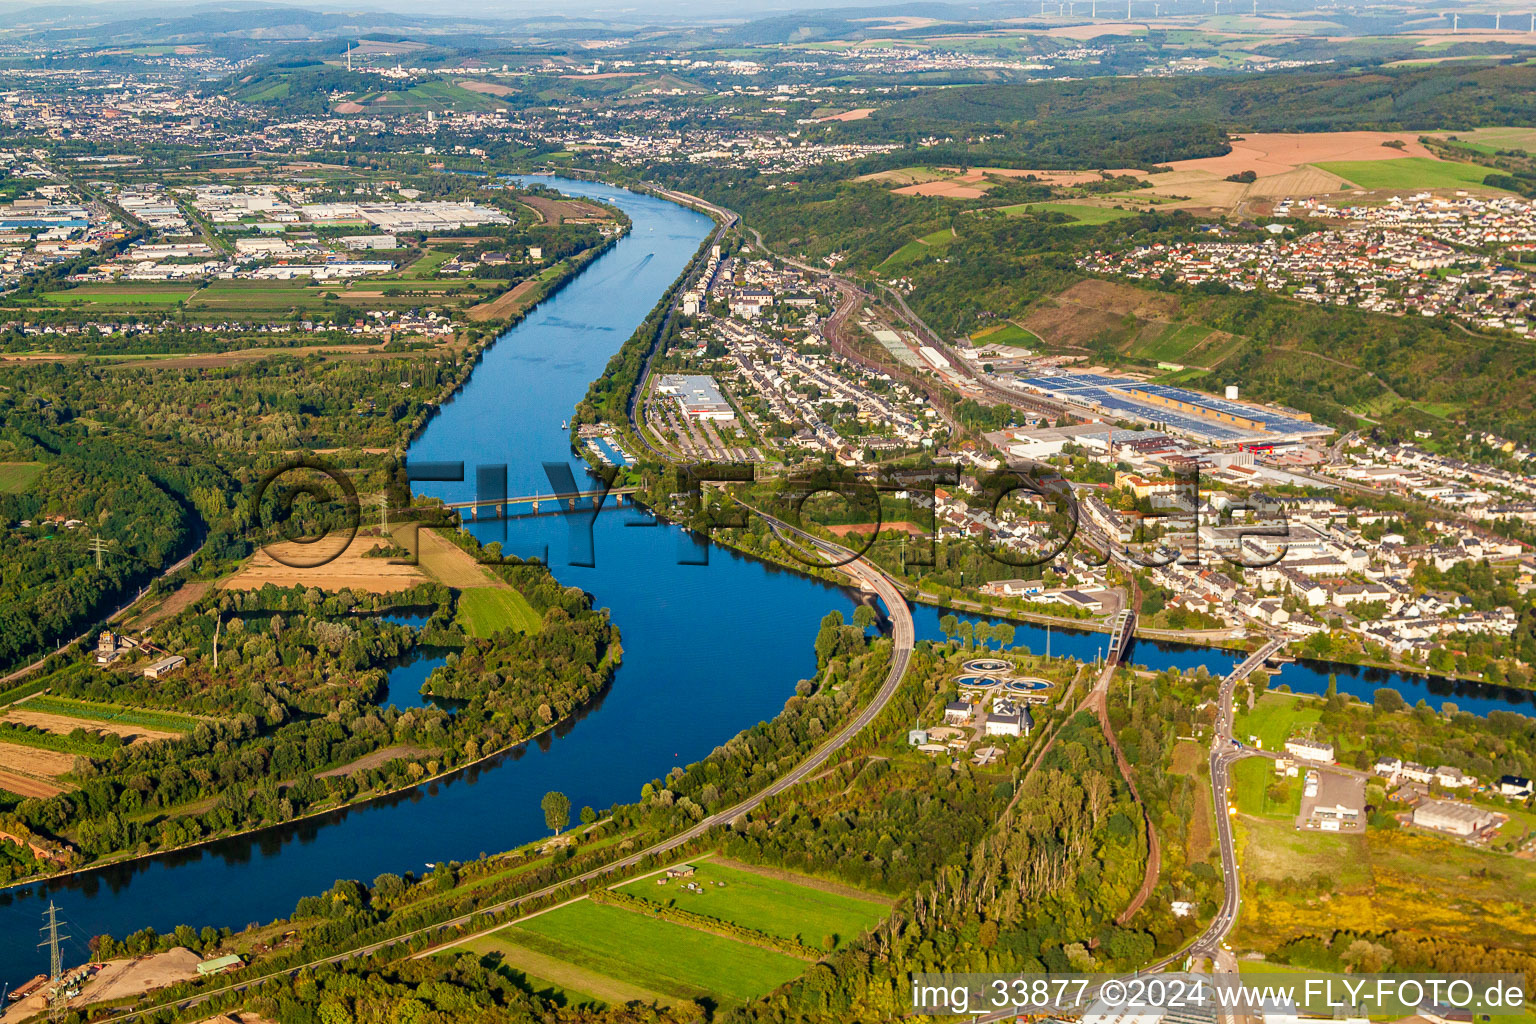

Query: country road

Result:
[971,637,1286,1023]
[81,508,917,1024]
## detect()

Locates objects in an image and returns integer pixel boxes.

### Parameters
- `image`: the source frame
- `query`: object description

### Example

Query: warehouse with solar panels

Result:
[1015,373,1333,446]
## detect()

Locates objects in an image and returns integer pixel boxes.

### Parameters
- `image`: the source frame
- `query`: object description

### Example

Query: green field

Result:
[489,898,806,1006]
[43,284,198,307]
[397,249,453,279]
[618,861,889,949]
[1000,202,1137,224]
[365,80,501,113]
[1234,691,1322,753]
[1231,756,1299,820]
[1314,156,1498,191]
[19,696,200,733]
[877,227,957,269]
[1128,322,1215,363]
[454,587,541,638]
[971,322,1041,347]
[0,462,43,493]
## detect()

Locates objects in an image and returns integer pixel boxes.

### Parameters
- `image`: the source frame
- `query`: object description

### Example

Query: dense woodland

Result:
[0,545,617,882]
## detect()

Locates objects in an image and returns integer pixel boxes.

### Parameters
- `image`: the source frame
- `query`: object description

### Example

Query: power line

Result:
[38,900,70,1024]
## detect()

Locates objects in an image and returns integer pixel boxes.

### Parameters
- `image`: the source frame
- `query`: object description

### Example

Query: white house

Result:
[1284,738,1334,763]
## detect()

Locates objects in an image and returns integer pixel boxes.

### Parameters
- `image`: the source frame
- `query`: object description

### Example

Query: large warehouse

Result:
[1412,798,1497,837]
[1014,373,1334,447]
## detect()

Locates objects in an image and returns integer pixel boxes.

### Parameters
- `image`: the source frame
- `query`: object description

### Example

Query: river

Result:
[0,178,1529,985]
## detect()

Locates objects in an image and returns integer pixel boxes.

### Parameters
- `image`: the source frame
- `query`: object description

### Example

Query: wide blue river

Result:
[1,178,1530,983]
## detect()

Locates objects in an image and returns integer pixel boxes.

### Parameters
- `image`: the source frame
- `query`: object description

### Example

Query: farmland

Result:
[0,768,61,798]
[0,743,75,790]
[0,707,181,746]
[475,897,806,1007]
[1314,156,1499,191]
[616,859,890,949]
[454,587,541,638]
[971,322,1041,347]
[999,202,1138,224]
[14,696,200,734]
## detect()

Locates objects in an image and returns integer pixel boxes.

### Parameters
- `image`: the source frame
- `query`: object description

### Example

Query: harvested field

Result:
[892,180,989,198]
[1242,165,1351,198]
[469,278,539,322]
[826,521,927,537]
[1,708,178,745]
[316,744,430,779]
[1166,131,1434,178]
[221,534,427,594]
[414,527,496,588]
[0,742,76,780]
[821,107,874,121]
[1142,173,1251,208]
[456,79,517,97]
[73,949,202,1007]
[0,768,60,798]
[855,167,947,185]
[519,195,611,224]
[130,581,211,628]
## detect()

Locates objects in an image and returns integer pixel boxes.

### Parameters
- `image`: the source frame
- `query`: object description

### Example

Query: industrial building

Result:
[656,374,735,421]
[1412,798,1497,837]
[1014,373,1333,447]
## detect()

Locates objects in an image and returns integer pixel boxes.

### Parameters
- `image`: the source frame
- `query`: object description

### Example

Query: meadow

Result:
[484,898,806,1006]
[877,227,957,270]
[617,860,890,949]
[1314,156,1498,190]
[19,695,200,734]
[971,322,1041,347]
[454,587,541,638]
[0,462,42,493]
[999,201,1138,224]
[1234,691,1323,752]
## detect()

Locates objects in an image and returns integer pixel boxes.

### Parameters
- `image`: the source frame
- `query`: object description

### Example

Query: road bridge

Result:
[1106,607,1136,667]
[438,487,638,517]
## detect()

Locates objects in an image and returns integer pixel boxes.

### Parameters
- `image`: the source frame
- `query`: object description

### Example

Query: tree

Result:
[852,605,877,631]
[541,790,571,835]
[580,805,597,826]
[994,623,1015,648]
[939,613,959,641]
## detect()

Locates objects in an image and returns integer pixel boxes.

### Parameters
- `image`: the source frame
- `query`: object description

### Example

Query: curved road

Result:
[82,504,916,1024]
